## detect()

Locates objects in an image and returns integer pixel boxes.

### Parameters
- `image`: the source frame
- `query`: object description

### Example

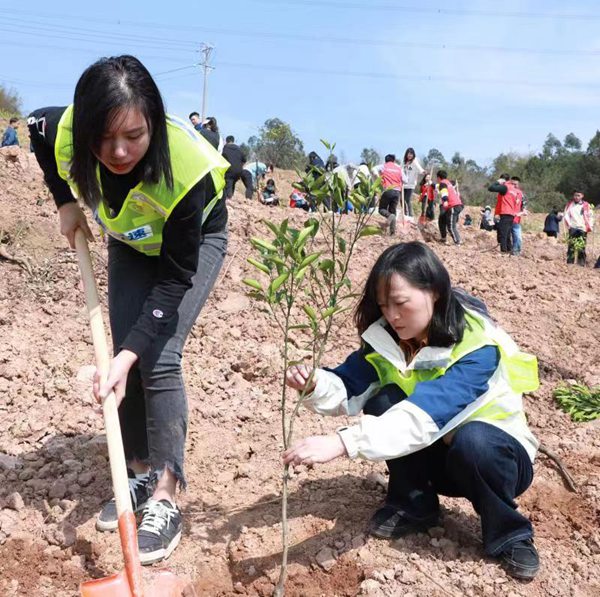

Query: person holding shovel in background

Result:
[28,55,229,565]
[436,170,463,245]
[284,242,541,580]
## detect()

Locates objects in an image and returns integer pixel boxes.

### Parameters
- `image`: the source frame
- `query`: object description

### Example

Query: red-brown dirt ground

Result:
[0,146,599,596]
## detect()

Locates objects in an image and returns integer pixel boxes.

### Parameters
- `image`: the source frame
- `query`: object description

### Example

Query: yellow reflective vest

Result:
[55,105,229,256]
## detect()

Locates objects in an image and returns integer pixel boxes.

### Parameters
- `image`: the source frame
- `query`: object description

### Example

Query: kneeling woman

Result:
[284,242,540,579]
[29,55,229,564]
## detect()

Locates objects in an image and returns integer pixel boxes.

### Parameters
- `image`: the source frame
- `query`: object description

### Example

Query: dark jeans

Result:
[497,214,514,253]
[567,228,587,266]
[225,170,253,199]
[438,205,463,243]
[379,189,399,217]
[107,231,228,489]
[364,385,534,556]
[544,231,557,238]
[403,188,414,217]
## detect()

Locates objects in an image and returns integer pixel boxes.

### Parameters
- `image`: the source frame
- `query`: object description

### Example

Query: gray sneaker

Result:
[137,499,183,565]
[96,469,150,532]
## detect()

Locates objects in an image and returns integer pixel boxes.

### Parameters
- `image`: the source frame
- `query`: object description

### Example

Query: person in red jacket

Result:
[436,170,463,244]
[419,172,436,220]
[563,190,594,266]
[488,174,520,254]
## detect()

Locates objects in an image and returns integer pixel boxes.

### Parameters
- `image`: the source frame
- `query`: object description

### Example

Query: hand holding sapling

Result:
[285,364,316,393]
[283,434,347,466]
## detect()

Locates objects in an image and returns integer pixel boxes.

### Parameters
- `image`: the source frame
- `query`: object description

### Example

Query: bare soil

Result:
[0,146,599,597]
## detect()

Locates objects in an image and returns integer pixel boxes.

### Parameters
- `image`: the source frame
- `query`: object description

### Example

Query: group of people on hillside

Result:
[299,149,466,245]
[187,113,278,206]
[17,53,546,585]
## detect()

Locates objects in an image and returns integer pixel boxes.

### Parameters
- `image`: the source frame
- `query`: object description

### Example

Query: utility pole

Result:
[199,43,214,122]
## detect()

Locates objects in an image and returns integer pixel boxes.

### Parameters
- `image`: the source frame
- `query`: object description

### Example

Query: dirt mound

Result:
[0,147,599,596]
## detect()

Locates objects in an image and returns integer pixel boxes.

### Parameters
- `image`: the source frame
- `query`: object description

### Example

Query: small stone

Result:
[315,546,337,571]
[78,472,94,487]
[5,492,24,512]
[247,565,256,576]
[48,481,67,500]
[358,579,384,596]
[351,534,366,549]
[0,454,19,470]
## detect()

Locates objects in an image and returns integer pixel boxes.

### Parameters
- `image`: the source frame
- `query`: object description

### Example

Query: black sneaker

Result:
[137,499,182,565]
[96,469,150,532]
[368,503,439,539]
[500,538,540,580]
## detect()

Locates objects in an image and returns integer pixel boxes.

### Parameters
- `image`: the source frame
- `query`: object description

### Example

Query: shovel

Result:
[74,229,186,597]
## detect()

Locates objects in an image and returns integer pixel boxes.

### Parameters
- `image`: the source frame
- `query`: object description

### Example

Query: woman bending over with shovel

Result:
[284,242,541,580]
[29,55,229,565]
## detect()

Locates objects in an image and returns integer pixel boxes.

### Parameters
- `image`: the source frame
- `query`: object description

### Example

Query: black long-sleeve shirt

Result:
[221,142,246,175]
[28,106,227,358]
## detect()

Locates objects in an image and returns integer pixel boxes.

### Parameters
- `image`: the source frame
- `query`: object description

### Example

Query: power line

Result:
[253,0,600,21]
[0,9,598,58]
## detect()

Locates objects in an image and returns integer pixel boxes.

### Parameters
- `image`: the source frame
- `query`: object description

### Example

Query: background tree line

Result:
[3,82,598,212]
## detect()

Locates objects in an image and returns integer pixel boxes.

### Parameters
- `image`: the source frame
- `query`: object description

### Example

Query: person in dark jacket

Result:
[199,116,220,150]
[543,208,562,238]
[222,135,253,199]
[28,55,229,565]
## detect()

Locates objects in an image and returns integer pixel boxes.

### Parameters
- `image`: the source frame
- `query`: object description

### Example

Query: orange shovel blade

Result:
[80,570,134,597]
[80,569,186,597]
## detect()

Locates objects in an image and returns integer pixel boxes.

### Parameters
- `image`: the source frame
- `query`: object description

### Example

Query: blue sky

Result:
[2,0,600,166]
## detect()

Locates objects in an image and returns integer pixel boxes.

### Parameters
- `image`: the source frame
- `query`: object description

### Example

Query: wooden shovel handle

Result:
[74,229,133,518]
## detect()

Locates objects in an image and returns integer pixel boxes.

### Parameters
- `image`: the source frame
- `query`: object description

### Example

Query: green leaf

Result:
[289,324,311,330]
[298,251,322,269]
[262,220,281,237]
[321,305,340,319]
[280,218,289,235]
[359,225,382,238]
[242,278,264,292]
[269,271,290,293]
[318,259,334,273]
[294,266,308,281]
[294,224,316,250]
[247,257,270,275]
[320,138,332,151]
[337,236,347,254]
[251,237,278,252]
[303,305,318,323]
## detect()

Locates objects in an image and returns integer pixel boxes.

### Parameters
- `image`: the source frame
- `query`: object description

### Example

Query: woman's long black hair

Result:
[403,147,416,164]
[354,242,466,347]
[70,55,173,209]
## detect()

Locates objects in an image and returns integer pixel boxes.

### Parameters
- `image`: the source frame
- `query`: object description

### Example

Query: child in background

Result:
[419,173,435,220]
[261,178,279,206]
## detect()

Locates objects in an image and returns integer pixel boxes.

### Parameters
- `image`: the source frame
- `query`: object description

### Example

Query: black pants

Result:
[107,232,227,489]
[567,228,587,266]
[225,170,254,199]
[403,188,414,217]
[379,189,399,217]
[363,385,534,556]
[544,231,558,238]
[497,215,514,252]
[438,205,463,243]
